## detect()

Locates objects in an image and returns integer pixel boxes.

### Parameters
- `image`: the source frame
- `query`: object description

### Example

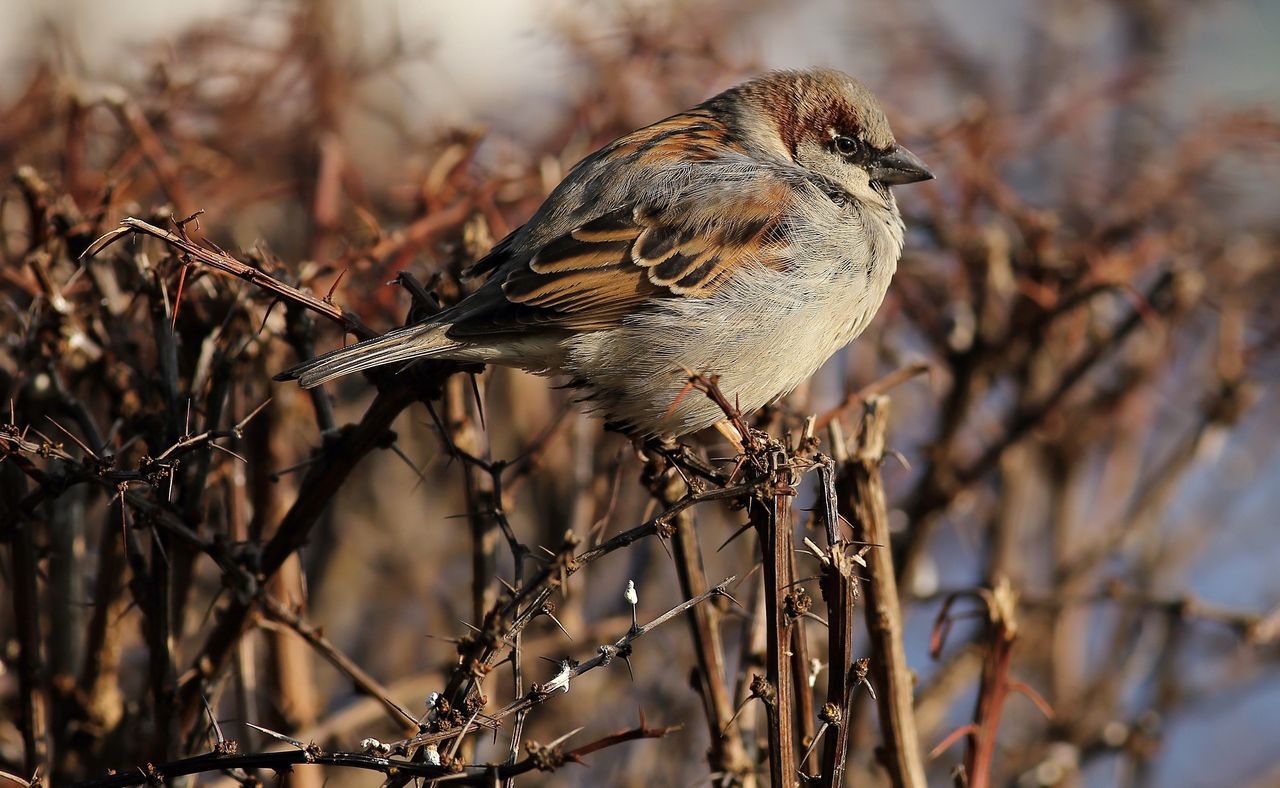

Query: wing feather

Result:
[444,110,803,337]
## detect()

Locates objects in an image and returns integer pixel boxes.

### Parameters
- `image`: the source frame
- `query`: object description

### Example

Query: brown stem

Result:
[816,449,859,788]
[175,383,417,738]
[4,465,49,774]
[444,375,500,630]
[752,466,799,787]
[648,458,753,785]
[260,595,418,731]
[840,396,927,788]
[789,547,817,777]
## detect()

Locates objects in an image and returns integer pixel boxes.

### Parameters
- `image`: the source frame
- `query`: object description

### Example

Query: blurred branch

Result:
[175,383,418,738]
[1018,584,1280,648]
[897,269,1179,577]
[928,582,1051,788]
[3,466,49,774]
[645,455,755,784]
[258,594,419,731]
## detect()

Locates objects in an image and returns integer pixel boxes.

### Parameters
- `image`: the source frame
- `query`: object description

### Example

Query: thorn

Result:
[257,298,282,338]
[802,611,829,628]
[235,398,273,431]
[323,267,349,303]
[545,726,584,750]
[929,723,979,760]
[800,720,830,767]
[43,416,99,460]
[721,696,753,737]
[715,589,744,610]
[202,696,224,746]
[656,532,672,560]
[268,454,321,482]
[468,372,486,431]
[171,262,190,330]
[209,442,248,464]
[543,610,573,641]
[661,377,699,424]
[387,442,430,489]
[885,448,912,471]
[716,520,755,553]
[244,721,306,750]
[1010,680,1055,720]
[175,208,205,232]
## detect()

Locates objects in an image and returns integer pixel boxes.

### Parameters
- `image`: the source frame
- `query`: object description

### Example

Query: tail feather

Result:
[274,323,460,388]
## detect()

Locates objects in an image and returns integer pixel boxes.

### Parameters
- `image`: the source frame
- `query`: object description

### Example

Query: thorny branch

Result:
[70,716,678,787]
[379,577,737,754]
[83,217,375,341]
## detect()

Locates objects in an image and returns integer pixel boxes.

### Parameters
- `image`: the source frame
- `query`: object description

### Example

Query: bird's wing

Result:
[444,113,803,337]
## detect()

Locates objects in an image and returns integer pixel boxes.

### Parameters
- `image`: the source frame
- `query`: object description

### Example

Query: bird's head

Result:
[716,68,934,206]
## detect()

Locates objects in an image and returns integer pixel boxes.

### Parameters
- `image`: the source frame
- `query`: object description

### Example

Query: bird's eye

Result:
[833,135,861,157]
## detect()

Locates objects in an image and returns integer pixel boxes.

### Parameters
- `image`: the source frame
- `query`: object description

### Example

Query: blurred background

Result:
[1,0,1278,785]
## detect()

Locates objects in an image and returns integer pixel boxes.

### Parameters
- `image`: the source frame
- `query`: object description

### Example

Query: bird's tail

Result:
[274,322,461,388]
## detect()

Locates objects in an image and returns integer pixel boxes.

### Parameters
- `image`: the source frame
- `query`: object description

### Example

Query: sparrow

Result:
[277,68,933,436]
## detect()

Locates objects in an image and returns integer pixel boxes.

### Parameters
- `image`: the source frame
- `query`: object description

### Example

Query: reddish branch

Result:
[928,581,1052,788]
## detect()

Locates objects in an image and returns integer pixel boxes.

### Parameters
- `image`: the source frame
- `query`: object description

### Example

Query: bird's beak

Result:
[869,144,934,186]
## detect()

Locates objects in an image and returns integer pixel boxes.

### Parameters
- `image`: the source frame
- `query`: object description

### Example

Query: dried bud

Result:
[783,588,812,619]
[526,741,565,772]
[819,702,843,726]
[750,673,777,707]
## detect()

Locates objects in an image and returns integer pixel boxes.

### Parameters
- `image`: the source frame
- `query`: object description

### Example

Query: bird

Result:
[276,68,933,437]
